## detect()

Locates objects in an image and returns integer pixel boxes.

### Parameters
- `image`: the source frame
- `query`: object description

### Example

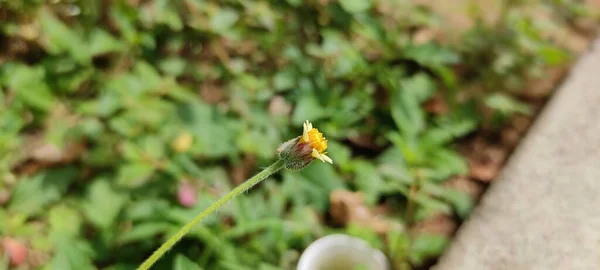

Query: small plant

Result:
[138,120,333,270]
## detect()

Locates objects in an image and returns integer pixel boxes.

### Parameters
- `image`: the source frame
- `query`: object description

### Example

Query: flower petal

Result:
[321,153,333,164]
[302,120,312,142]
[311,148,325,162]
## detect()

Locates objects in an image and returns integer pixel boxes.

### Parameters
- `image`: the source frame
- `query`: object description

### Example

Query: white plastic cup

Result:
[296,234,390,270]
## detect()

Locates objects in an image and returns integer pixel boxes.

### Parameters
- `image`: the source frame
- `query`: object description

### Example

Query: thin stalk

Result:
[137,160,285,270]
[404,169,423,227]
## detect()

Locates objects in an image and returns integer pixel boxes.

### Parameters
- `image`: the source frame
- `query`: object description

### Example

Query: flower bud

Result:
[277,121,333,170]
[278,137,314,170]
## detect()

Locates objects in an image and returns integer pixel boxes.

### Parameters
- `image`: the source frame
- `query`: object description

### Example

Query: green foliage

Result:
[0,0,594,269]
[409,234,450,265]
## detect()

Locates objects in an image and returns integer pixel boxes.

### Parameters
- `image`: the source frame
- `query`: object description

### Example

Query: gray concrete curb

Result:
[433,36,600,270]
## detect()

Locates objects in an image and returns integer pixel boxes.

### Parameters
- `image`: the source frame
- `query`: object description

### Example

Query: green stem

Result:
[405,169,422,227]
[137,160,285,270]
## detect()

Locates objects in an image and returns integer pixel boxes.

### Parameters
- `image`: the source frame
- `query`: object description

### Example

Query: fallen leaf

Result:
[501,128,520,148]
[0,188,10,205]
[443,176,485,199]
[511,115,532,133]
[199,82,226,104]
[229,155,257,185]
[410,213,457,237]
[330,190,397,234]
[468,144,507,182]
[32,144,63,163]
[424,94,448,114]
[520,67,567,101]
[412,27,442,45]
[348,134,378,149]
[269,95,292,116]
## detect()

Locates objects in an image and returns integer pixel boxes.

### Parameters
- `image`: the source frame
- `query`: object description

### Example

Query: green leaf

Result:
[386,132,421,166]
[340,0,373,13]
[119,222,173,244]
[117,162,155,188]
[140,135,166,161]
[9,167,77,217]
[402,73,436,103]
[327,141,352,170]
[2,63,57,112]
[403,43,460,68]
[40,9,90,64]
[110,4,138,44]
[390,86,425,138]
[159,57,187,77]
[345,223,383,250]
[440,188,474,219]
[258,263,281,270]
[88,28,124,56]
[285,0,302,7]
[300,162,345,193]
[485,93,532,116]
[387,230,410,264]
[409,234,449,265]
[538,45,570,66]
[353,160,386,205]
[50,232,95,270]
[210,8,239,32]
[421,109,478,148]
[49,205,82,237]
[427,149,468,181]
[146,0,184,31]
[292,95,327,125]
[124,198,170,221]
[272,70,296,91]
[174,254,204,270]
[82,179,127,229]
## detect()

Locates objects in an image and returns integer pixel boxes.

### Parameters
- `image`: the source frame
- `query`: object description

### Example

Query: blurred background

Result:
[0,0,598,269]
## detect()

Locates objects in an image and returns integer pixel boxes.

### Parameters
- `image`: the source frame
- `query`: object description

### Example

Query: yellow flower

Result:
[277,120,333,170]
[300,120,333,164]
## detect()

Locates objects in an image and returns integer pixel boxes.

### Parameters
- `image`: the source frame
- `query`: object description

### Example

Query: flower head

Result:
[300,120,332,164]
[278,120,333,170]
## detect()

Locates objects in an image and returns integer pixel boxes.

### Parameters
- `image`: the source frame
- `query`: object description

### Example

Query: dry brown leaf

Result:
[412,27,442,45]
[223,38,258,56]
[229,155,257,186]
[269,96,292,116]
[329,190,397,234]
[443,176,485,199]
[512,115,532,133]
[501,128,521,148]
[424,94,448,114]
[413,0,503,39]
[468,145,507,182]
[199,82,226,104]
[0,189,10,205]
[348,134,378,149]
[410,213,457,237]
[521,67,567,101]
[32,144,63,163]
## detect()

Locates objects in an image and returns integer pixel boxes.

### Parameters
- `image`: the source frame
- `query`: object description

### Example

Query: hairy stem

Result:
[137,160,285,270]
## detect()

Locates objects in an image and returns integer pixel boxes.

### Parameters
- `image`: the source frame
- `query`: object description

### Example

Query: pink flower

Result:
[177,182,197,207]
[2,238,28,266]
